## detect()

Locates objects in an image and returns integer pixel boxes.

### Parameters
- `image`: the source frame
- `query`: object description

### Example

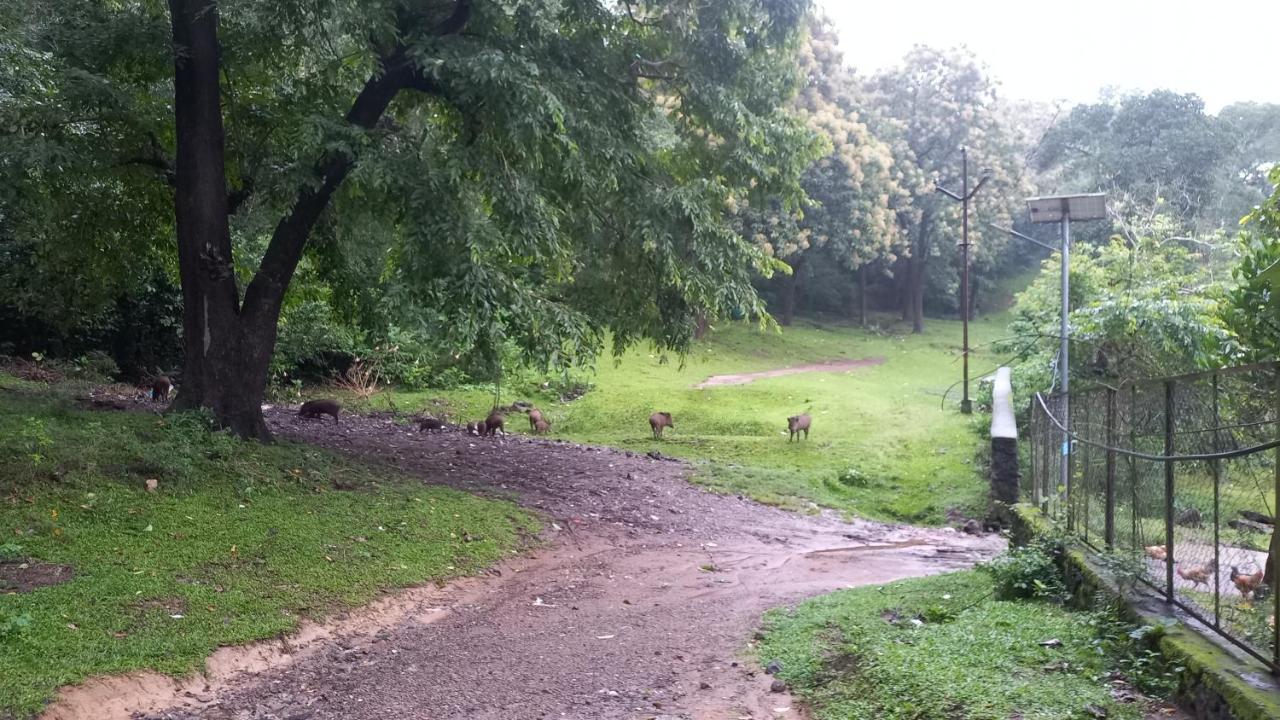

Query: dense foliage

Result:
[1002,229,1234,394]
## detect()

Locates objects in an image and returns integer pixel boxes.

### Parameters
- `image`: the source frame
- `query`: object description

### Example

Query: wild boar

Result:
[649,412,674,439]
[417,417,446,432]
[484,411,505,436]
[299,399,341,425]
[150,375,172,403]
[787,413,810,442]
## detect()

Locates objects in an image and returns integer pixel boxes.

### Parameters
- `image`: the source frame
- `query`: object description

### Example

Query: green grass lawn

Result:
[756,570,1158,720]
[374,313,1007,524]
[0,377,538,717]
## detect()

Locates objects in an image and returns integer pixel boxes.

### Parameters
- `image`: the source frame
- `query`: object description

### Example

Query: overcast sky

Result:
[820,0,1279,112]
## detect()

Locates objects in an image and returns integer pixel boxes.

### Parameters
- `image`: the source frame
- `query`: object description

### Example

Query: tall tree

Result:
[1033,90,1235,238]
[863,46,1022,333]
[2,0,819,439]
[738,19,905,326]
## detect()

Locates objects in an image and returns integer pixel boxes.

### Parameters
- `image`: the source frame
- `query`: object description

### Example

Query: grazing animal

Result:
[527,407,545,431]
[1175,507,1203,528]
[1177,563,1213,590]
[484,411,505,436]
[299,399,341,425]
[533,418,550,434]
[1230,566,1265,601]
[417,417,446,432]
[475,420,488,436]
[649,412,674,439]
[150,375,172,402]
[1144,545,1167,561]
[787,413,811,442]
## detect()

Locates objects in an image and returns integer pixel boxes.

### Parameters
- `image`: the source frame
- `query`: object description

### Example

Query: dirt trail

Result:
[694,357,884,389]
[42,410,1001,720]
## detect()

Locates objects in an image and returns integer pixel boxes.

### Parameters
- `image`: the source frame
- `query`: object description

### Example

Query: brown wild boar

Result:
[417,417,446,432]
[475,420,488,436]
[527,407,545,431]
[649,411,674,439]
[299,399,341,425]
[484,411,505,436]
[787,413,810,442]
[150,375,172,402]
[533,418,550,434]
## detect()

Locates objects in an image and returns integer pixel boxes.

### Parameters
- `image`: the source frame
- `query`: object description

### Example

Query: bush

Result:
[72,350,120,380]
[271,300,359,384]
[980,540,1066,601]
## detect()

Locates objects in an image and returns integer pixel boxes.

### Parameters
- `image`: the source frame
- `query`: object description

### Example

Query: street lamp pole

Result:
[1025,194,1107,517]
[936,147,990,415]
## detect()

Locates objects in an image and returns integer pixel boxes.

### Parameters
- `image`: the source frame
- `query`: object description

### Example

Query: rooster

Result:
[1230,566,1264,601]
[1144,545,1167,561]
[1176,563,1213,590]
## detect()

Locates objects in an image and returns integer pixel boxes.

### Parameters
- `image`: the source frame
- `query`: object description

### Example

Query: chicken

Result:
[1230,566,1264,601]
[1177,564,1213,590]
[1144,545,1167,561]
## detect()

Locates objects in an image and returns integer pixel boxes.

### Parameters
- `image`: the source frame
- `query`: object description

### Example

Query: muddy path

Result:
[43,409,1002,720]
[693,357,885,389]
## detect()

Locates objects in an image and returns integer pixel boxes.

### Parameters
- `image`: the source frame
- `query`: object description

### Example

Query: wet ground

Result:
[42,408,1003,720]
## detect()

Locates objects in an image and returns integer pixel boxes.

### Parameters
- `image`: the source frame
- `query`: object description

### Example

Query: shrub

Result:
[72,350,120,380]
[980,540,1066,601]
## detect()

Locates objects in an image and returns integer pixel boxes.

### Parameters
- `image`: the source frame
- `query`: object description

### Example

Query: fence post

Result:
[1029,397,1039,508]
[1067,394,1076,532]
[1273,364,1279,672]
[1164,379,1176,603]
[1211,373,1221,629]
[1105,387,1117,549]
[1130,384,1138,550]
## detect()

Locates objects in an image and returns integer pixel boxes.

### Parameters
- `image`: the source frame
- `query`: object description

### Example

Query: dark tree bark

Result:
[779,254,806,327]
[857,263,867,327]
[166,0,468,440]
[693,313,709,340]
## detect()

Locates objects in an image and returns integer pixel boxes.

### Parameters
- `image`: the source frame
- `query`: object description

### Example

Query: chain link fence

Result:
[1026,362,1279,673]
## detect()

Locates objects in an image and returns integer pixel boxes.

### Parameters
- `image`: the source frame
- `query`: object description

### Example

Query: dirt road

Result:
[44,410,1002,720]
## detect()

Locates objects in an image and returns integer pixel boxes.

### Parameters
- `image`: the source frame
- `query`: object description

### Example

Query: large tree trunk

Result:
[779,255,805,327]
[167,0,271,438]
[857,264,867,327]
[910,261,925,333]
[898,257,911,322]
[165,0,465,439]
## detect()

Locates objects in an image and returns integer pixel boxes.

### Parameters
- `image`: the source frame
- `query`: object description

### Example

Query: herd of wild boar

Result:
[296,398,813,442]
[139,376,813,441]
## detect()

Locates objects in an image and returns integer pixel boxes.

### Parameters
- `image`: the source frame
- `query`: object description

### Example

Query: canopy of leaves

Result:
[1033,90,1239,237]
[1,0,822,374]
[738,19,904,270]
[1224,166,1280,361]
[862,46,1026,317]
[1003,230,1234,394]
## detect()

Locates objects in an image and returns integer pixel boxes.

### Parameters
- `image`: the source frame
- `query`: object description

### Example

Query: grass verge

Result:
[370,315,1007,524]
[0,377,538,717]
[756,570,1174,720]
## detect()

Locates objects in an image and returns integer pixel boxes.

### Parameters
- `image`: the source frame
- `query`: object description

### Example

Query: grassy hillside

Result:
[0,377,537,717]
[381,314,1009,524]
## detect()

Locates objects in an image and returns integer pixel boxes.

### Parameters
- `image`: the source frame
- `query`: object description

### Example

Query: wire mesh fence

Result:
[1026,362,1280,673]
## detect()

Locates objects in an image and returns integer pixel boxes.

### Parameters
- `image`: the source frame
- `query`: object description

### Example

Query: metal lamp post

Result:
[1025,193,1107,519]
[936,147,990,415]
